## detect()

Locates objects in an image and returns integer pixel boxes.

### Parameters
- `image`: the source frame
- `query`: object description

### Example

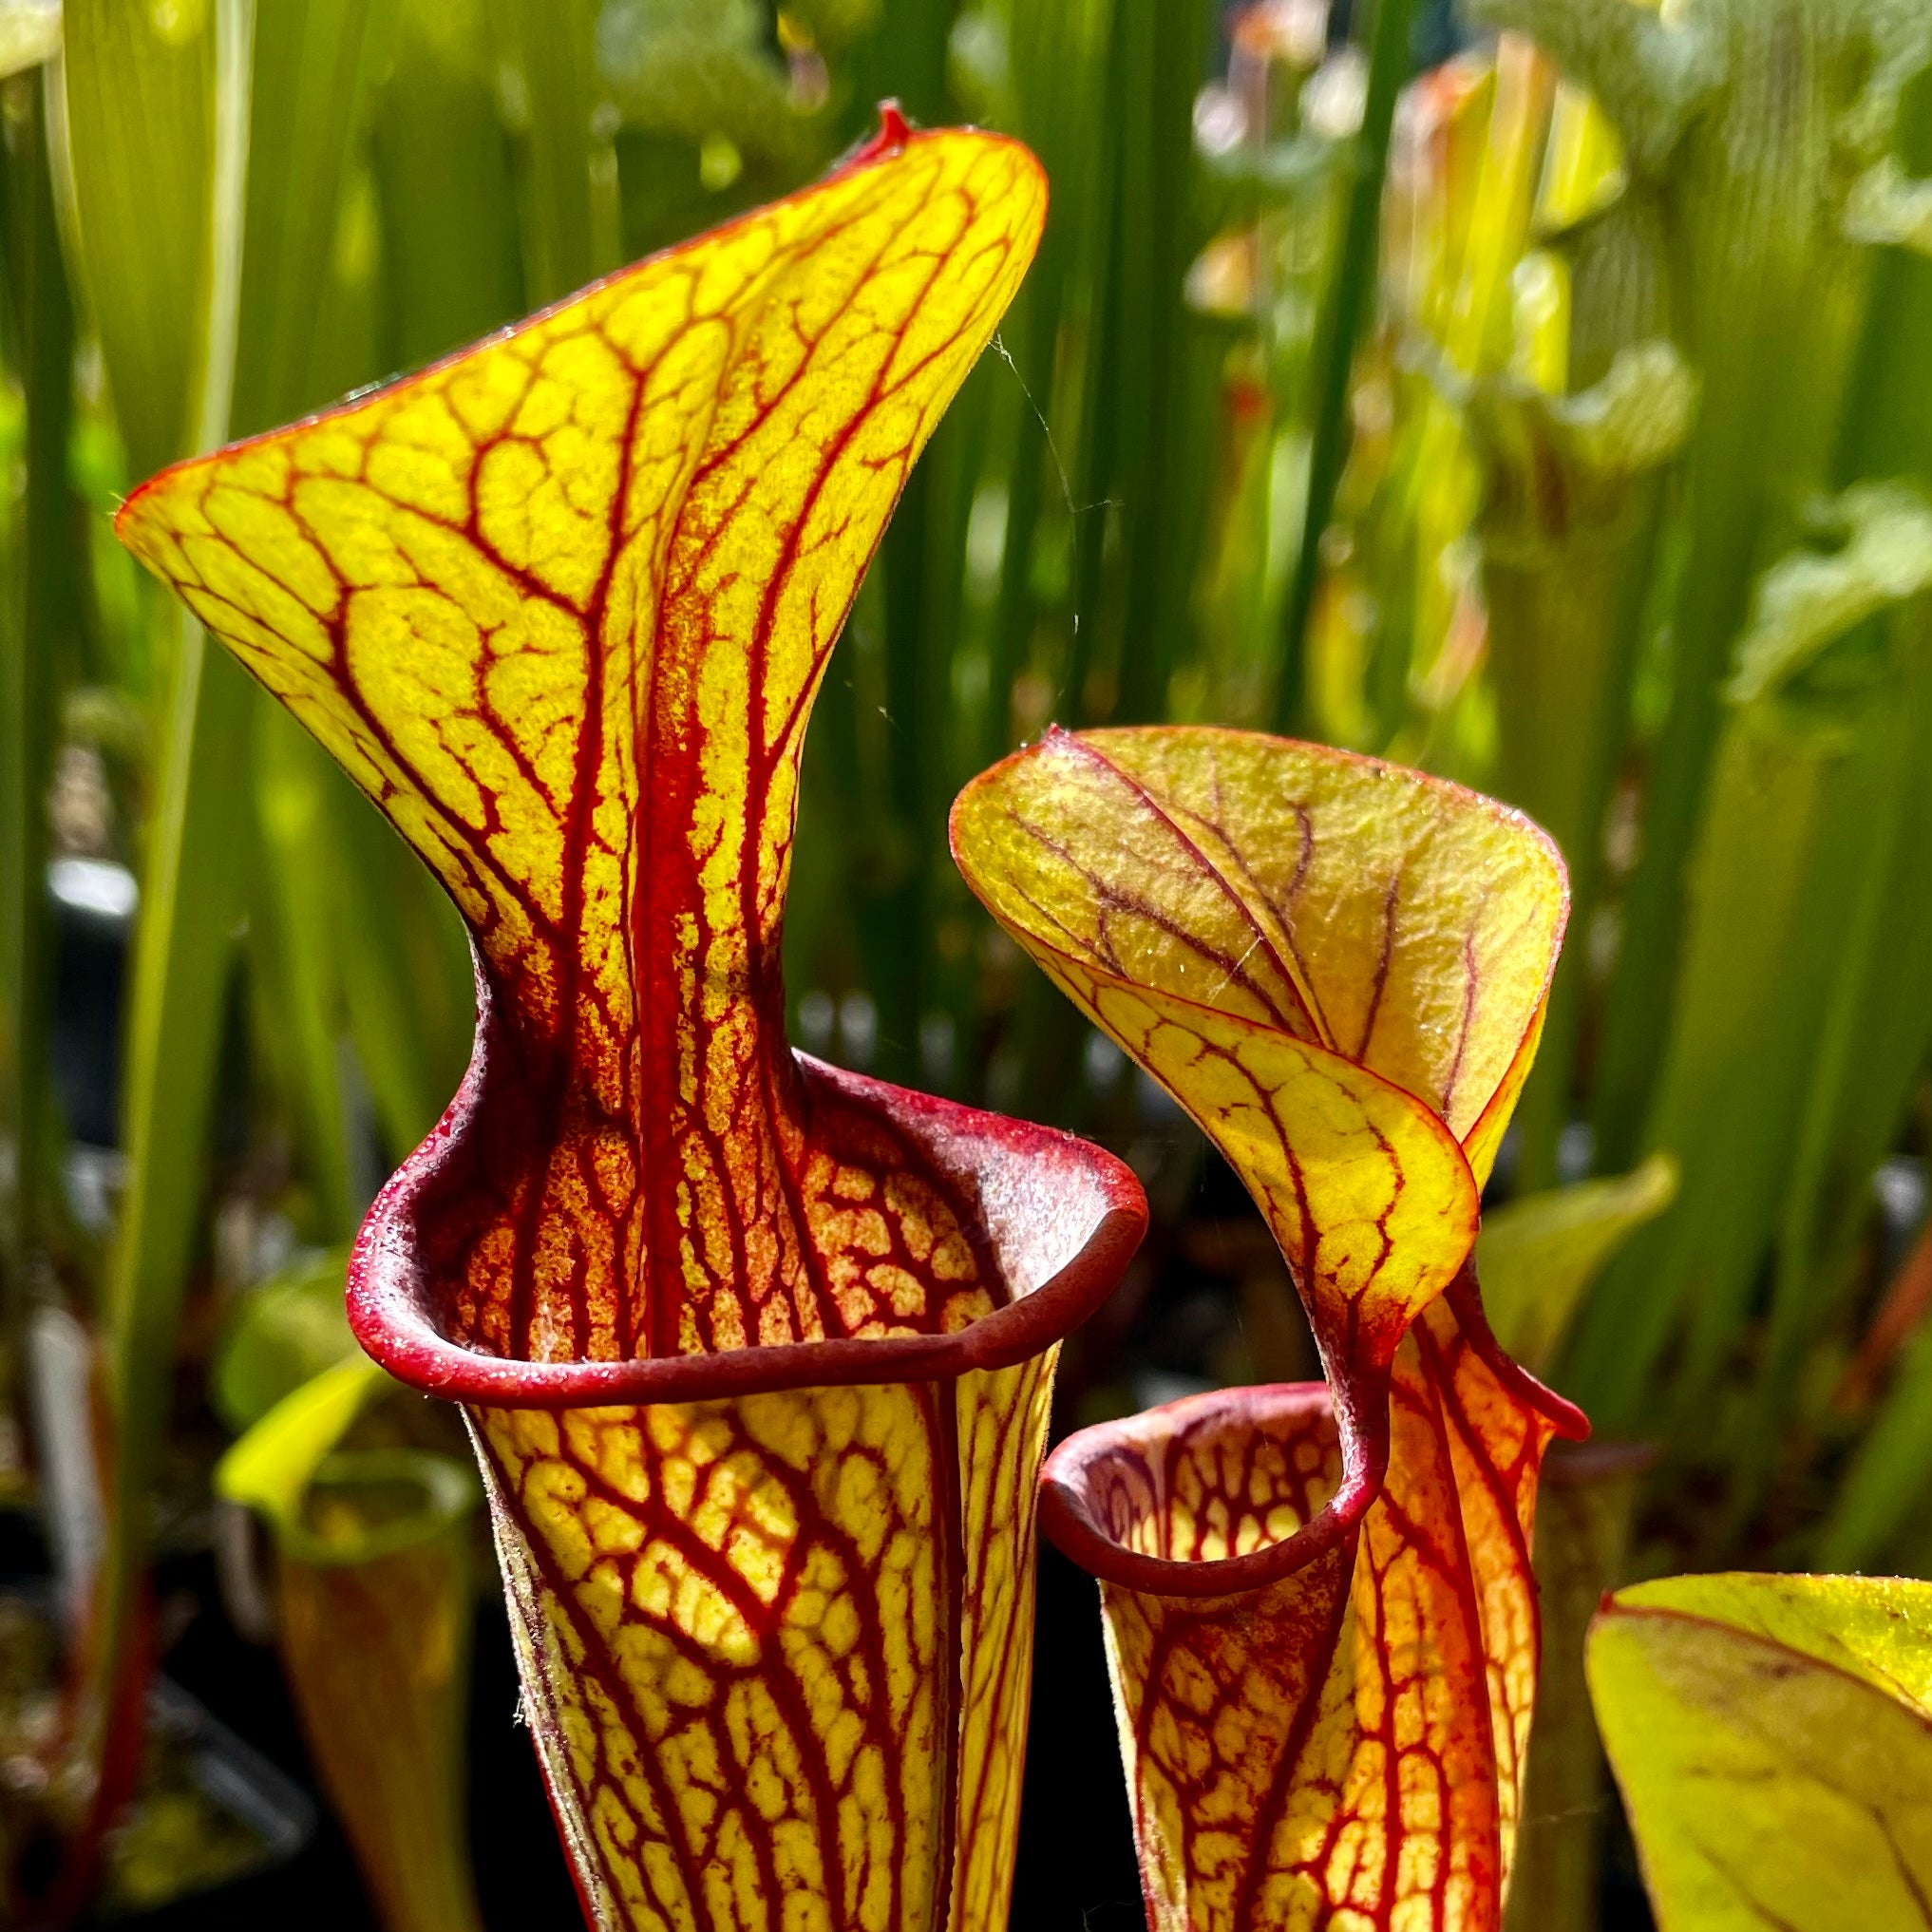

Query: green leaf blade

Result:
[1591,1573,1932,1932]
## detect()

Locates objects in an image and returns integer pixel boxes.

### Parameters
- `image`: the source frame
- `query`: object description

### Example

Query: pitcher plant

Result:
[952,725,1583,1932]
[115,114,1146,1932]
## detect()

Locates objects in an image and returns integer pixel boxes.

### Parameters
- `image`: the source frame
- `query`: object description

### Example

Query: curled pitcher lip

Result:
[1036,1265,1583,1600]
[349,1021,1149,1409]
[1037,1381,1380,1601]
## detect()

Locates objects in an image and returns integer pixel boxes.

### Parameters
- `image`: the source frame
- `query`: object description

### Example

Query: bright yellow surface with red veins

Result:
[118,123,1045,1365]
[952,725,1579,1932]
[1073,1305,1561,1932]
[478,1348,1057,1932]
[117,124,1096,1932]
[951,727,1565,1371]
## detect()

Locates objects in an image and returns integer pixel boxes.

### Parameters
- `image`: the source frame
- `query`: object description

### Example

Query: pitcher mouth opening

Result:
[350,1047,1148,1411]
[1037,1379,1385,1601]
[1037,1269,1586,1600]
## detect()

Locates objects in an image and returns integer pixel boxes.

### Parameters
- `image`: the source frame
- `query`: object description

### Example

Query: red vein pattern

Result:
[118,116,1147,1932]
[1061,1291,1563,1932]
[950,726,1584,1932]
[478,1341,1062,1932]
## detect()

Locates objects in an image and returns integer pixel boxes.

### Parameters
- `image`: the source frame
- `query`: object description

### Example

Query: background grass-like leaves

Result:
[2,0,1932,1925]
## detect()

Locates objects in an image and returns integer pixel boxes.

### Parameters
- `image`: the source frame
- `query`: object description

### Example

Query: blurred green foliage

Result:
[1,0,1931,1921]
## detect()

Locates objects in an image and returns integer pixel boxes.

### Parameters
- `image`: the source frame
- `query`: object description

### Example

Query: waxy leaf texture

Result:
[119,118,1146,1932]
[1589,1573,1932,1932]
[952,726,1584,1932]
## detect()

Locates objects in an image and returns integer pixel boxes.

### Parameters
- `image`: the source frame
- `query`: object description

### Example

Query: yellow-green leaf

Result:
[214,1354,388,1533]
[1590,1572,1932,1931]
[211,1247,357,1431]
[1478,1153,1676,1373]
[274,1449,483,1932]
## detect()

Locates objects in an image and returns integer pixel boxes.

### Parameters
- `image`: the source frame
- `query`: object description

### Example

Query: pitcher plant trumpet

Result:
[952,724,1583,1932]
[116,112,1146,1932]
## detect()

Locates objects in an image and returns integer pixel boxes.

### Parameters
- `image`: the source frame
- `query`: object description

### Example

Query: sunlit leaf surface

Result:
[120,119,1147,1932]
[952,725,1580,1932]
[118,113,1056,1367]
[1589,1573,1932,1932]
